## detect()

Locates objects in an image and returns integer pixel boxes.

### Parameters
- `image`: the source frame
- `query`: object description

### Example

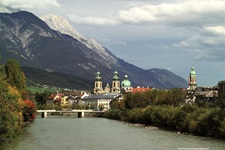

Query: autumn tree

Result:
[5,59,27,98]
[0,68,24,143]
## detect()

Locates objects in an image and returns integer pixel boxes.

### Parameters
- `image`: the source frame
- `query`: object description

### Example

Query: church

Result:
[93,71,132,94]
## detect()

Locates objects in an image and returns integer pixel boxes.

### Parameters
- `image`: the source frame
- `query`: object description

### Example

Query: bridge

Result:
[37,110,105,118]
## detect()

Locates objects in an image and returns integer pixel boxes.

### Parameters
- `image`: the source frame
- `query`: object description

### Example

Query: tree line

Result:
[104,89,225,138]
[0,59,36,146]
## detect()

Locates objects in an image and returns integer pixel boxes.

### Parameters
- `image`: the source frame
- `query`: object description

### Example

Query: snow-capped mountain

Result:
[40,14,116,63]
[0,11,188,88]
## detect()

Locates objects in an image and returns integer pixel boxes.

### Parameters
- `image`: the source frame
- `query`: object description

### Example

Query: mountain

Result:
[0,11,188,89]
[40,14,116,63]
[22,66,93,90]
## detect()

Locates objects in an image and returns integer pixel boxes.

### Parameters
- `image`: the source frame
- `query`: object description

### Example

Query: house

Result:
[46,92,63,106]
[81,93,122,111]
[46,91,90,106]
[194,86,218,101]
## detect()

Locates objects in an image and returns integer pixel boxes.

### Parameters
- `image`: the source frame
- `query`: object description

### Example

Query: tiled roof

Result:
[132,87,151,93]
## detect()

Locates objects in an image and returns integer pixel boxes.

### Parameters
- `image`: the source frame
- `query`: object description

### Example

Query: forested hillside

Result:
[22,67,94,90]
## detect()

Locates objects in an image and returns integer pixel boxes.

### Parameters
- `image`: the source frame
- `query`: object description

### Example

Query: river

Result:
[4,117,225,150]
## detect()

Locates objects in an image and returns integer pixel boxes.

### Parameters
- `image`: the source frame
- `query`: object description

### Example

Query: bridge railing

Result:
[37,110,104,118]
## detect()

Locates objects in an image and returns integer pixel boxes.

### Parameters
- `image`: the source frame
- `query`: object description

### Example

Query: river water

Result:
[5,117,225,150]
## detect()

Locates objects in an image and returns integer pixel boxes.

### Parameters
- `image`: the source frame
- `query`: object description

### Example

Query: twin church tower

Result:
[94,71,132,94]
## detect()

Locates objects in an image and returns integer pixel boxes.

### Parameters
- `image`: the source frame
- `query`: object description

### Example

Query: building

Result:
[46,92,62,106]
[194,86,218,101]
[46,91,88,106]
[81,93,122,110]
[121,75,133,93]
[93,71,121,94]
[93,71,103,94]
[185,67,219,103]
[132,86,151,93]
[111,71,121,93]
[188,67,197,90]
[218,81,225,99]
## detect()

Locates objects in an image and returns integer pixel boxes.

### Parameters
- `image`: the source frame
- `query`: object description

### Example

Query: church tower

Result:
[188,67,197,90]
[94,71,103,94]
[111,71,121,93]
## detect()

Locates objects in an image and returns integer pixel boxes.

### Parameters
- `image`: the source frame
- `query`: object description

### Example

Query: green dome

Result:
[190,67,196,75]
[95,71,102,81]
[121,75,132,87]
[112,71,120,80]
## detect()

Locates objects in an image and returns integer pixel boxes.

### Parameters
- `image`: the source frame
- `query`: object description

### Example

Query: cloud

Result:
[204,26,225,35]
[67,14,118,26]
[0,0,60,9]
[174,25,225,61]
[62,0,225,26]
[118,0,225,25]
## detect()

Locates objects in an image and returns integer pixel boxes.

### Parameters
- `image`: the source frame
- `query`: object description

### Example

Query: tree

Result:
[5,59,27,95]
[23,99,36,122]
[0,75,24,143]
[35,91,50,105]
[165,88,185,107]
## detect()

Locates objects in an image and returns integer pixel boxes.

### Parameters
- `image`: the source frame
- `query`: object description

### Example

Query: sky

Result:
[1,0,225,86]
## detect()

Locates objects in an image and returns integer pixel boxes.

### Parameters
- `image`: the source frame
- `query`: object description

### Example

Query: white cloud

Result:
[205,26,225,35]
[118,0,225,25]
[0,0,60,9]
[67,14,118,26]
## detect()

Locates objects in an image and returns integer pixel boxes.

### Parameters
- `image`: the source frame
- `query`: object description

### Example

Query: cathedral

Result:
[93,71,132,94]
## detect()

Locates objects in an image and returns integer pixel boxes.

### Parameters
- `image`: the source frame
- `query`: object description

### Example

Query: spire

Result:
[95,71,102,81]
[112,71,120,81]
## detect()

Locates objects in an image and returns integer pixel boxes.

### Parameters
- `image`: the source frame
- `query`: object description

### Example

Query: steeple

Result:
[94,71,103,94]
[111,71,121,93]
[112,71,120,81]
[95,71,102,81]
[188,67,197,90]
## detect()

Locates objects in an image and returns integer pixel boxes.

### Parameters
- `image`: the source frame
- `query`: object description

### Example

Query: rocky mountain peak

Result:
[40,14,86,41]
[40,14,117,63]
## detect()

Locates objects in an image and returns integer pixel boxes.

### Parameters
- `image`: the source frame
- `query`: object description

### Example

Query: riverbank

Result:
[103,104,225,139]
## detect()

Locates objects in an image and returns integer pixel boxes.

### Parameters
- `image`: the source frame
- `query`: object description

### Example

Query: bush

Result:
[23,99,37,122]
[103,109,122,120]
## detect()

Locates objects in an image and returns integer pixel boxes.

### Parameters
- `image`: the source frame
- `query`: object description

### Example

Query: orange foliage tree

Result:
[23,99,37,122]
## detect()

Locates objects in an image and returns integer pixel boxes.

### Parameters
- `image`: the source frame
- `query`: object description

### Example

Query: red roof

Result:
[48,92,62,99]
[132,87,151,93]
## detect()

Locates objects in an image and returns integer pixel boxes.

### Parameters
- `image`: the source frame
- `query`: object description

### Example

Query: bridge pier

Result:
[78,111,84,118]
[41,112,48,118]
